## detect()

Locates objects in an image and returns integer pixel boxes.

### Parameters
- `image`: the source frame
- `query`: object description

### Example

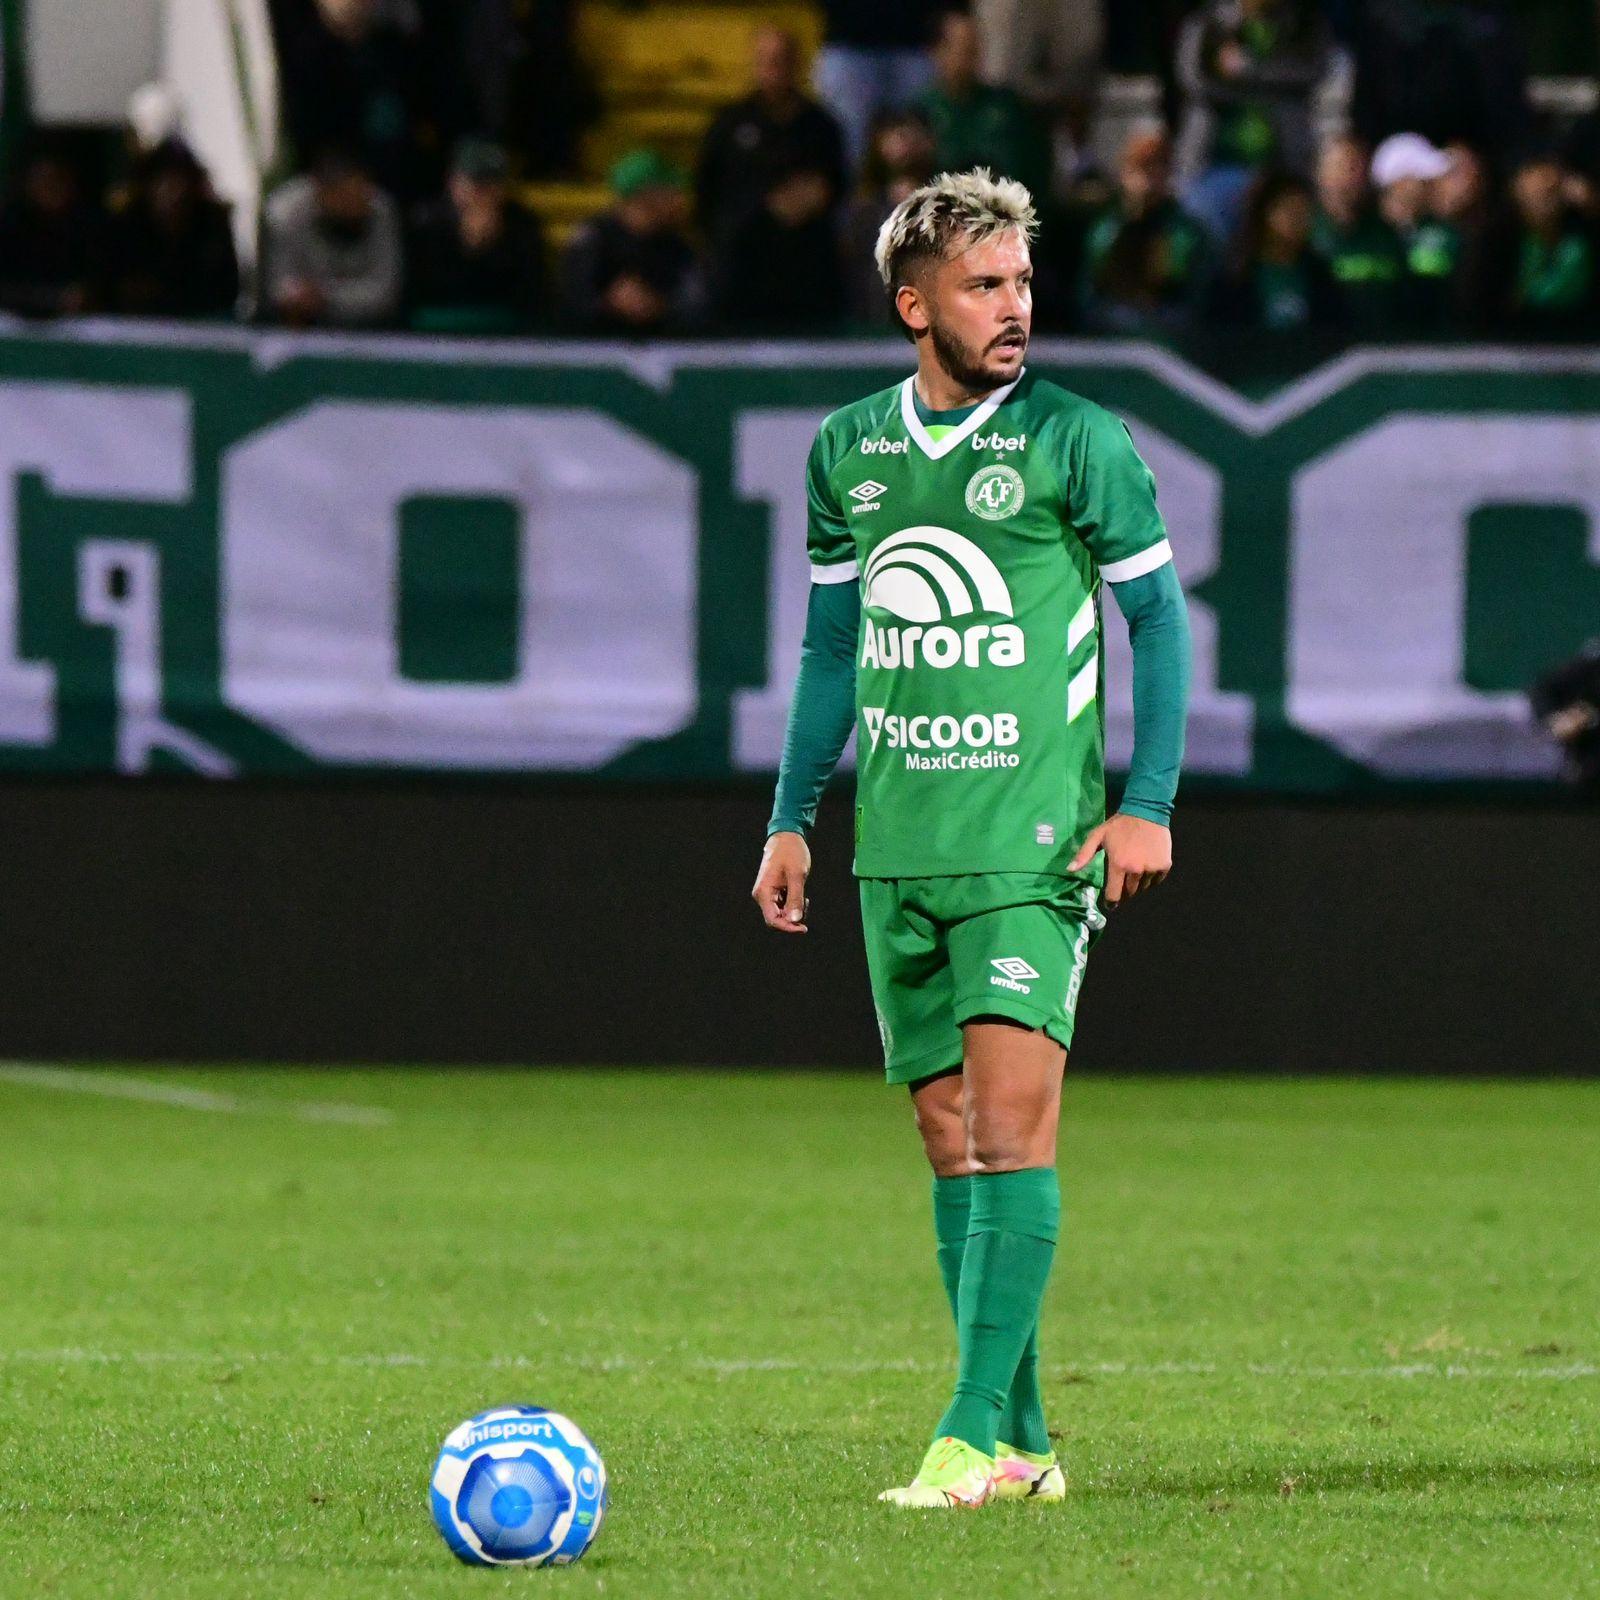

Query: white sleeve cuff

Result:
[810,559,859,584]
[1101,539,1173,584]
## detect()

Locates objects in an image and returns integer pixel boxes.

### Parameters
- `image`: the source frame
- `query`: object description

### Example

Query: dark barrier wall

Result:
[1,782,1595,1072]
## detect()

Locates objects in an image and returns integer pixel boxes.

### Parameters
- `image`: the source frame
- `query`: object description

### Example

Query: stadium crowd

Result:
[1,0,1599,340]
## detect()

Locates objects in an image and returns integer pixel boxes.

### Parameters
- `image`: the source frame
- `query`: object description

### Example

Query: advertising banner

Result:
[0,323,1591,788]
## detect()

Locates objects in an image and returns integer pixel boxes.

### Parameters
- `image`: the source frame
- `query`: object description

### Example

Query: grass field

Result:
[0,1067,1595,1599]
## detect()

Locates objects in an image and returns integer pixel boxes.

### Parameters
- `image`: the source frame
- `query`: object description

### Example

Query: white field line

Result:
[0,1064,393,1127]
[0,1348,1590,1382]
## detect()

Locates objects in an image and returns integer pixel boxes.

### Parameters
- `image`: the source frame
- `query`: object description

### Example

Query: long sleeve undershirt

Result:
[1110,561,1191,827]
[767,579,861,837]
[767,564,1191,837]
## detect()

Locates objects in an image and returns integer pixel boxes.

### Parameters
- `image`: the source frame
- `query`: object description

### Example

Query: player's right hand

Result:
[752,831,812,934]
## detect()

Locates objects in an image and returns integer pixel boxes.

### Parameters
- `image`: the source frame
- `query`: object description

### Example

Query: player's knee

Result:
[964,1121,1034,1174]
[967,1144,1031,1175]
[922,1144,969,1178]
[913,1108,968,1175]
[911,1082,968,1175]
[965,1098,1058,1171]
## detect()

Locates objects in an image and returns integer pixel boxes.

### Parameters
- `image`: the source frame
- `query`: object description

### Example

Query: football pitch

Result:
[1,1067,1595,1599]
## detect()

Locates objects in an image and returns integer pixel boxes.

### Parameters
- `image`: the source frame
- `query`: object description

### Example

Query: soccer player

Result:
[751,170,1192,1507]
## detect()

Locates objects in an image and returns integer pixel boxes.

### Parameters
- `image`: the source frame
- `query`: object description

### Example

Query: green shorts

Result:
[859,873,1106,1085]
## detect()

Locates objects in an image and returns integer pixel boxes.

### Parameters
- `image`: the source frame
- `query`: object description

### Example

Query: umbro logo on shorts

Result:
[992,957,1039,981]
[990,956,1039,994]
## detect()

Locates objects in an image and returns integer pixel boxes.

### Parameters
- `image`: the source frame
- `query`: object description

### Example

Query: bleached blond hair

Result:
[873,168,1038,294]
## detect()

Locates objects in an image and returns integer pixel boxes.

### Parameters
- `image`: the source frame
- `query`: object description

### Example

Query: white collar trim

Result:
[899,368,1024,460]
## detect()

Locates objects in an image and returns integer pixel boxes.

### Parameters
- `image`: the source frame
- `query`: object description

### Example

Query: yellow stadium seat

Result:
[566,3,825,183]
[578,3,823,111]
[516,182,614,228]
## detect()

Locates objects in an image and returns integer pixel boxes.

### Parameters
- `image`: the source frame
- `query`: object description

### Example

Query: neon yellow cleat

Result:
[877,1436,995,1508]
[992,1441,1067,1502]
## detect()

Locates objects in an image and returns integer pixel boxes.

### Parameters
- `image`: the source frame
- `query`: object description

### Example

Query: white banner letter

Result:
[222,403,698,767]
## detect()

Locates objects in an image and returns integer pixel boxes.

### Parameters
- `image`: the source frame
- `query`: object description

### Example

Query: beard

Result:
[929,318,1028,394]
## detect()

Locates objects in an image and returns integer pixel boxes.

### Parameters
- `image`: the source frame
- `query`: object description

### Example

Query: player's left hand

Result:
[752,830,812,934]
[1069,814,1172,907]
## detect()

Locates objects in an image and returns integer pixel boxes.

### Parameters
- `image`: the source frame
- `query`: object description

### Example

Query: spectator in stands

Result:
[1350,0,1528,160]
[559,150,705,336]
[710,165,848,330]
[1174,0,1336,244]
[1560,84,1600,218]
[1080,129,1210,332]
[1311,134,1404,330]
[272,0,439,201]
[262,148,403,329]
[1371,131,1457,325]
[125,83,184,164]
[973,0,1105,113]
[1433,140,1516,328]
[697,26,847,248]
[914,11,1050,198]
[1212,169,1343,330]
[452,0,597,178]
[407,139,547,334]
[1506,155,1597,334]
[106,139,239,319]
[0,143,106,318]
[841,111,937,323]
[972,0,1104,234]
[811,0,943,173]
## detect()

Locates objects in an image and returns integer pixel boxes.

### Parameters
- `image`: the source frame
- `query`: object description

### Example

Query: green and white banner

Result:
[0,322,1594,787]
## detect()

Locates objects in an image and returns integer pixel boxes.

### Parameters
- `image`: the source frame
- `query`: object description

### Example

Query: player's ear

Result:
[896,283,929,337]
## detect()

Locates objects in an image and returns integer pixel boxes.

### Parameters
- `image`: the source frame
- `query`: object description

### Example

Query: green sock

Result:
[1003,1339,1052,1458]
[931,1173,1054,1456]
[934,1167,1059,1457]
[931,1174,971,1324]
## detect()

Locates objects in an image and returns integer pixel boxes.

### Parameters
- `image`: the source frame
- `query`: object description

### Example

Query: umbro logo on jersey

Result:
[860,437,908,454]
[990,956,1039,994]
[849,479,887,514]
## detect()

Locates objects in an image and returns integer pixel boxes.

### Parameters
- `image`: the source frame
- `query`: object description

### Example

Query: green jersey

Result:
[806,368,1172,879]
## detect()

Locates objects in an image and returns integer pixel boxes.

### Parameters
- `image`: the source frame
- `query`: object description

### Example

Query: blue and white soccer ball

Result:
[429,1405,608,1567]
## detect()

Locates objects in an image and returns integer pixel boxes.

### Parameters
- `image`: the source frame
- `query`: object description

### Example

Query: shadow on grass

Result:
[1087,1455,1600,1500]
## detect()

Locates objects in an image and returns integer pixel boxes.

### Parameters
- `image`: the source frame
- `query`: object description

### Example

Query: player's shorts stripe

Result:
[1067,594,1095,654]
[1066,655,1097,722]
[810,559,859,584]
[1101,539,1173,584]
[1064,886,1099,1017]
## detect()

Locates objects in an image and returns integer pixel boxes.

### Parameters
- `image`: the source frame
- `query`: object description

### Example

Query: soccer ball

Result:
[429,1405,608,1567]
